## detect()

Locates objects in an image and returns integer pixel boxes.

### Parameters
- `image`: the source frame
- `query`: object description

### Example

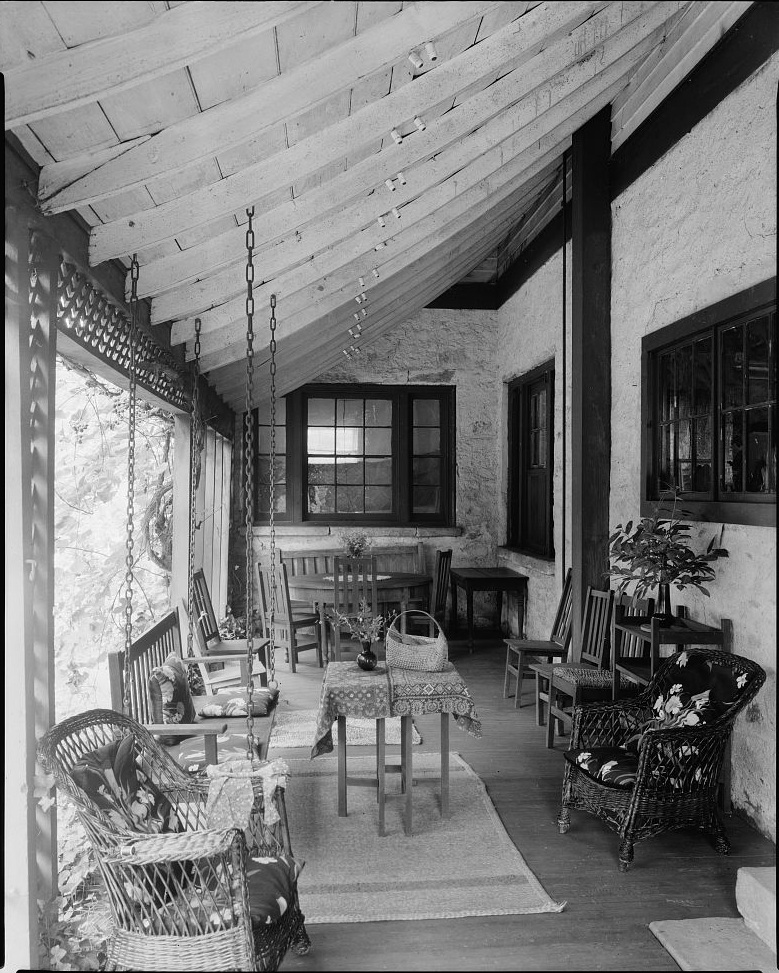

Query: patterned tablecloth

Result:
[311,660,481,757]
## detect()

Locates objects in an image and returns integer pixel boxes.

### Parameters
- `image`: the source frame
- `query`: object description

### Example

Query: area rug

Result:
[269,707,421,750]
[284,752,566,923]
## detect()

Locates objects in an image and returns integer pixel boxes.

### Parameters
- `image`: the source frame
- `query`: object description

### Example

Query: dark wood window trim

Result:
[641,278,776,527]
[507,360,555,558]
[253,383,455,527]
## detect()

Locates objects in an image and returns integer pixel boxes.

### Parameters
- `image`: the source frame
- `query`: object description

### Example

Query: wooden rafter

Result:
[4,1,319,129]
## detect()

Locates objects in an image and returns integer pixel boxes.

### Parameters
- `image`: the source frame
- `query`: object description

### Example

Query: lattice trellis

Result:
[57,258,188,411]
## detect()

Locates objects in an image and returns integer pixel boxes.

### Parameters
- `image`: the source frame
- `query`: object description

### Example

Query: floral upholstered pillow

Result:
[199,687,280,719]
[148,653,198,745]
[564,747,638,789]
[245,854,303,925]
[70,734,181,834]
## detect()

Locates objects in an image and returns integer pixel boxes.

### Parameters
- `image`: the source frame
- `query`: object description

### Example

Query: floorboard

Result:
[271,638,775,972]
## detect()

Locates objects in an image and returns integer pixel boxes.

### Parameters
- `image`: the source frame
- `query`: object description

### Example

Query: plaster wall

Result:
[496,243,573,641]
[248,307,503,628]
[610,55,778,840]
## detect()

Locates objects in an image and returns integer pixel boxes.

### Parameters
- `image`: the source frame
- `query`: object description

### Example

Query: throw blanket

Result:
[205,758,290,830]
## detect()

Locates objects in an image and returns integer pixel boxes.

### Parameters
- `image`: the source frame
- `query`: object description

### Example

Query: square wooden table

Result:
[449,566,528,652]
[312,661,481,836]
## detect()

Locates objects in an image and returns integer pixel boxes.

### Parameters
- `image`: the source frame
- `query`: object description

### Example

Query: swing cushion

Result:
[246,854,303,925]
[71,733,181,834]
[198,687,280,719]
[148,653,198,745]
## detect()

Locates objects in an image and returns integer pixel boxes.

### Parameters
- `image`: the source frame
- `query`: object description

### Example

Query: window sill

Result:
[640,498,776,527]
[250,524,463,537]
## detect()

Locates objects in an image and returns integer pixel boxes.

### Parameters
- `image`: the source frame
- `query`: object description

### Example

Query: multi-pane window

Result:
[256,397,287,517]
[507,362,554,557]
[644,286,776,525]
[253,384,454,525]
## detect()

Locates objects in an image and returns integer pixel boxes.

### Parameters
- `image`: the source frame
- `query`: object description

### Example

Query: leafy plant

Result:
[330,600,395,643]
[341,529,371,558]
[608,491,728,599]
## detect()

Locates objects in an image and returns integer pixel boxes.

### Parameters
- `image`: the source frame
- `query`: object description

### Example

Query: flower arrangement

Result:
[608,490,728,620]
[341,529,371,558]
[330,600,395,644]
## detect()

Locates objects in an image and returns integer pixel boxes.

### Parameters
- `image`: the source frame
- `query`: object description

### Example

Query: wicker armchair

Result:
[557,648,765,871]
[38,709,310,971]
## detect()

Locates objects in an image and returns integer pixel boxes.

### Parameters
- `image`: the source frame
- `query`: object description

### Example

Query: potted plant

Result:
[330,600,396,671]
[608,491,729,626]
[341,529,371,558]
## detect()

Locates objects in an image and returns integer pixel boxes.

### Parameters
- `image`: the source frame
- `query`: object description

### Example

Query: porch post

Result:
[171,414,193,620]
[5,207,58,968]
[570,106,612,653]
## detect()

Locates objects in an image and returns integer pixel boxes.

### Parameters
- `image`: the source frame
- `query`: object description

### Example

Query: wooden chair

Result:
[258,563,323,672]
[329,555,378,661]
[558,648,766,870]
[108,609,268,766]
[277,547,340,577]
[537,587,615,748]
[405,548,452,635]
[503,568,572,708]
[38,708,310,970]
[189,569,269,687]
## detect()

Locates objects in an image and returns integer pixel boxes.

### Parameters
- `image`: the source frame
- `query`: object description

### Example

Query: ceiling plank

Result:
[157,0,678,325]
[38,0,507,210]
[141,0,656,306]
[86,0,607,261]
[611,0,752,149]
[4,1,320,129]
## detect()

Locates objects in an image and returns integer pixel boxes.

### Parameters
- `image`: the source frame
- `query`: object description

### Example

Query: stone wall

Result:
[610,54,778,841]
[248,307,503,628]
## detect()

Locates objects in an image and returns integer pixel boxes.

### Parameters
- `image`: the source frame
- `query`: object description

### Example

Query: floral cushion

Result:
[565,747,638,789]
[148,653,198,745]
[198,687,279,719]
[246,854,303,925]
[70,734,181,834]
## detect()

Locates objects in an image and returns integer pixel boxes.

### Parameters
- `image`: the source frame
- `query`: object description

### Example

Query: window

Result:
[507,361,554,557]
[254,384,454,525]
[642,280,776,526]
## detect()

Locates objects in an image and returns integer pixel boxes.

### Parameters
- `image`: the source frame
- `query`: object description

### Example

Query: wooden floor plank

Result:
[270,637,774,972]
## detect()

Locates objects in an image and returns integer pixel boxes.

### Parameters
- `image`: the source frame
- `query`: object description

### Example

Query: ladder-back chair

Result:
[503,568,572,708]
[257,563,323,672]
[38,709,310,970]
[405,548,452,635]
[329,555,378,661]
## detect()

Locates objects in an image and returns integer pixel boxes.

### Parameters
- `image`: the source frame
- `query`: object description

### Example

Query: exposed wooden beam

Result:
[612,0,753,149]
[38,0,511,209]
[4,1,319,129]
[146,0,675,309]
[169,1,676,357]
[88,0,609,262]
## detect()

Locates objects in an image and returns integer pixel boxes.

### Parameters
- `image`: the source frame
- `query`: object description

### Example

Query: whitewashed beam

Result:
[4,2,319,130]
[38,0,511,209]
[89,0,609,262]
[170,0,678,353]
[611,0,752,149]
[145,0,671,307]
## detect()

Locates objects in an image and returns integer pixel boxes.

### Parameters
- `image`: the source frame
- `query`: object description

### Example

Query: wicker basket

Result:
[385,611,448,671]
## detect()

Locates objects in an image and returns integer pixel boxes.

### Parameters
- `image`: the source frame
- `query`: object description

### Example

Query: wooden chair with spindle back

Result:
[329,555,378,661]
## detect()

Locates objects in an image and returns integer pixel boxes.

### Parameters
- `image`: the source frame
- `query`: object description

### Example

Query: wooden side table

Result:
[449,567,528,652]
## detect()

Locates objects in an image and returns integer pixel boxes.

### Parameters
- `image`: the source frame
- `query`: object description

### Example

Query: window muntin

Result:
[647,299,776,520]
[256,397,287,516]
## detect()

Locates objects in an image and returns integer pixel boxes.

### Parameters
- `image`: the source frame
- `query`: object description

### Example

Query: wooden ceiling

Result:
[3,0,752,410]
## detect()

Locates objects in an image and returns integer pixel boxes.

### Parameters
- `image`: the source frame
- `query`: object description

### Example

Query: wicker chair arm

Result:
[570,697,651,749]
[104,826,242,866]
[633,723,729,792]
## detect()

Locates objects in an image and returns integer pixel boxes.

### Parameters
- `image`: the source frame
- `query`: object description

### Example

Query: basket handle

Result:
[388,610,444,637]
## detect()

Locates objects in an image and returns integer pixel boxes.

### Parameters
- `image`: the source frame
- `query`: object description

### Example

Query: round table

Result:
[286,572,431,662]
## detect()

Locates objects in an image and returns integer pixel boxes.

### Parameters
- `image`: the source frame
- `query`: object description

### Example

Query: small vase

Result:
[654,582,676,628]
[357,640,378,671]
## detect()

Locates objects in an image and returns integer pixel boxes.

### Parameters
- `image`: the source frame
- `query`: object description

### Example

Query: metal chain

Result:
[123,256,139,713]
[268,293,278,689]
[244,209,257,760]
[186,317,202,657]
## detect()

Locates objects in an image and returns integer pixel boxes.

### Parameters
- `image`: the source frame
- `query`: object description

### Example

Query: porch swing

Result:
[38,230,310,970]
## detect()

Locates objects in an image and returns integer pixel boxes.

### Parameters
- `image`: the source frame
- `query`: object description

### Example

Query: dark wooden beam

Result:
[611,1,779,199]
[570,106,612,653]
[426,283,500,310]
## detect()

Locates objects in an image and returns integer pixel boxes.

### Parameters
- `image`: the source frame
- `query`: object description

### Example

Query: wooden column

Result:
[4,207,58,969]
[570,106,612,654]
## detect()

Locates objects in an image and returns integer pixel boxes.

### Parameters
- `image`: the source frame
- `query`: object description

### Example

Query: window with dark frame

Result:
[253,384,455,526]
[643,281,776,527]
[507,361,555,557]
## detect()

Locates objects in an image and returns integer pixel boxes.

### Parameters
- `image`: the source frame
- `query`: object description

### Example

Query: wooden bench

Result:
[278,542,425,576]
